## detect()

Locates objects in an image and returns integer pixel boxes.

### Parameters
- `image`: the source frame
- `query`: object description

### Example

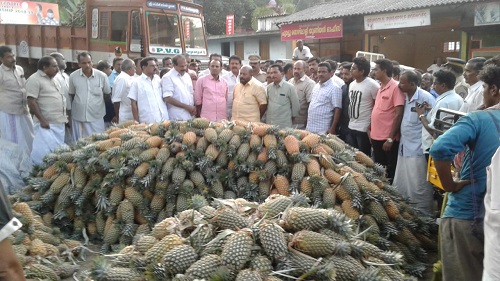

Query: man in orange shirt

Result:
[370,59,405,183]
[231,65,267,123]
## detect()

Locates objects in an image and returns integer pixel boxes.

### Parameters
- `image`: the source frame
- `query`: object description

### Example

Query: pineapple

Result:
[292,230,336,257]
[291,162,306,182]
[301,133,320,148]
[205,144,220,160]
[383,199,401,220]
[151,217,179,239]
[236,269,263,281]
[306,158,321,176]
[213,208,249,230]
[354,150,375,167]
[139,147,159,162]
[124,187,144,209]
[341,200,361,220]
[221,230,253,270]
[250,255,273,275]
[324,168,342,184]
[172,167,187,185]
[300,177,312,196]
[91,257,141,281]
[281,207,330,232]
[26,264,59,281]
[258,195,292,218]
[12,202,35,225]
[182,131,197,146]
[204,127,218,143]
[163,244,198,275]
[284,134,300,155]
[322,187,337,208]
[249,134,262,151]
[327,255,365,281]
[273,175,290,196]
[366,201,389,224]
[145,234,184,263]
[259,222,288,260]
[30,238,47,256]
[191,117,210,129]
[185,254,222,279]
[145,135,163,148]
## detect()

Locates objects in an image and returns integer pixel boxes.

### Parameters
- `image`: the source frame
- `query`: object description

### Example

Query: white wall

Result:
[207,35,291,61]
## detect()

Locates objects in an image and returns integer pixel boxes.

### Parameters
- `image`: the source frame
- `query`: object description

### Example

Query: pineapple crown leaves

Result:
[327,210,355,238]
[291,152,311,164]
[401,262,427,278]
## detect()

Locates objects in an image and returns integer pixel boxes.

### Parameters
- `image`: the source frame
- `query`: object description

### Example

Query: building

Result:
[275,0,499,70]
[207,15,292,61]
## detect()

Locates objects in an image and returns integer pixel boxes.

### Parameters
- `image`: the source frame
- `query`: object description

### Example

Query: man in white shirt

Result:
[292,40,313,61]
[221,55,241,120]
[427,57,443,74]
[68,52,111,141]
[417,70,464,157]
[162,55,196,120]
[111,59,136,124]
[348,57,380,156]
[460,57,486,113]
[129,57,169,123]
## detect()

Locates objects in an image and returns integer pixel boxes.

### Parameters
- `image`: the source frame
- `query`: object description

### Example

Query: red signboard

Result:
[226,14,234,35]
[185,19,191,39]
[280,19,343,41]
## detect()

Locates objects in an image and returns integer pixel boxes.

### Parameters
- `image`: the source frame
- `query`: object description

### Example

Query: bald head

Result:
[239,65,253,85]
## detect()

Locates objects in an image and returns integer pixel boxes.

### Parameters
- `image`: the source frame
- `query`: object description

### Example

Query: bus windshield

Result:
[147,12,182,55]
[182,16,207,56]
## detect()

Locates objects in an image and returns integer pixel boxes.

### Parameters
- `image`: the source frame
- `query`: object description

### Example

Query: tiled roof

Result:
[276,0,485,25]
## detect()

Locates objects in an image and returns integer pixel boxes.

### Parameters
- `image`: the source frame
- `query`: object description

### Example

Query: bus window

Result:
[147,13,180,47]
[130,10,142,53]
[182,16,206,56]
[111,12,128,42]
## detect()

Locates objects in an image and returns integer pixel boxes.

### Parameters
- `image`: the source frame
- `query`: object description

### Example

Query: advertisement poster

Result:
[0,1,60,26]
[280,19,343,41]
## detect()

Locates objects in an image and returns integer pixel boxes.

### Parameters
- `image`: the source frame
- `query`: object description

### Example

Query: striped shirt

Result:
[306,79,342,134]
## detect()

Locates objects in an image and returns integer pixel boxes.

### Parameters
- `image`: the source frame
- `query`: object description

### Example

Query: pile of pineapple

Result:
[79,195,411,281]
[13,118,437,278]
[8,202,81,280]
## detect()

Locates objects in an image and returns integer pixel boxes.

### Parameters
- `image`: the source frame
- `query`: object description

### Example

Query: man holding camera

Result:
[393,70,436,216]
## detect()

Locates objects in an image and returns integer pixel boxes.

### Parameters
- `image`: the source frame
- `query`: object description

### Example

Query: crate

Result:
[427,156,454,191]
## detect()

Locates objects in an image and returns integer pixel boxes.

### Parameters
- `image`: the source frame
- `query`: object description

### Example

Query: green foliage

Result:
[34,0,86,26]
[196,0,257,35]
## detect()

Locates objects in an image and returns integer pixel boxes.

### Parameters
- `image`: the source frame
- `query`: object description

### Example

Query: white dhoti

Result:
[72,119,105,142]
[0,111,34,154]
[393,155,434,217]
[31,123,66,165]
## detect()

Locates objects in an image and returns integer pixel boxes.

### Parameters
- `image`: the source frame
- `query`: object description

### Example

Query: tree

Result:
[196,0,257,35]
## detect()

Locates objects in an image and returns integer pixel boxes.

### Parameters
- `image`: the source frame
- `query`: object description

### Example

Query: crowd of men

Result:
[1,42,500,280]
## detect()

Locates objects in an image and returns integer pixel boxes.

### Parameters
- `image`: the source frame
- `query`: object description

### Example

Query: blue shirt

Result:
[429,88,439,99]
[399,88,435,157]
[430,109,500,220]
[306,79,342,134]
[108,69,119,89]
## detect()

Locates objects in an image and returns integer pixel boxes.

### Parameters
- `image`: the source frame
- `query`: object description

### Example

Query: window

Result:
[182,16,206,50]
[147,13,180,47]
[110,12,128,42]
[131,10,141,40]
[99,12,109,40]
[443,41,460,52]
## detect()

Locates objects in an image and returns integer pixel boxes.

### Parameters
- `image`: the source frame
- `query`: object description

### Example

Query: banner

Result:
[226,14,234,35]
[0,0,60,26]
[364,9,430,31]
[280,19,343,41]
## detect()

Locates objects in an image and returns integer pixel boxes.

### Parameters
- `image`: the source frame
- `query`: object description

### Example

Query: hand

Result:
[450,179,472,193]
[186,105,197,116]
[382,140,393,152]
[327,128,336,135]
[415,104,425,116]
[40,120,50,129]
[111,116,118,124]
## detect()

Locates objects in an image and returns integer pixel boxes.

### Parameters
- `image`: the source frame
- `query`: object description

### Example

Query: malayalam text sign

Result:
[281,19,343,41]
[226,14,234,35]
[364,9,431,31]
[0,0,60,26]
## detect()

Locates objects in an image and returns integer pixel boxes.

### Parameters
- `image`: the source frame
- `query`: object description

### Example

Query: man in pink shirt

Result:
[370,59,405,183]
[194,60,228,121]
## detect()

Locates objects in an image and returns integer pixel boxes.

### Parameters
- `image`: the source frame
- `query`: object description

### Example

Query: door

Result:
[235,41,244,58]
[259,39,270,60]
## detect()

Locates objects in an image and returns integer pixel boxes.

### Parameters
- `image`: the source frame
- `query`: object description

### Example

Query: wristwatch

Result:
[387,138,393,143]
[419,114,425,120]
